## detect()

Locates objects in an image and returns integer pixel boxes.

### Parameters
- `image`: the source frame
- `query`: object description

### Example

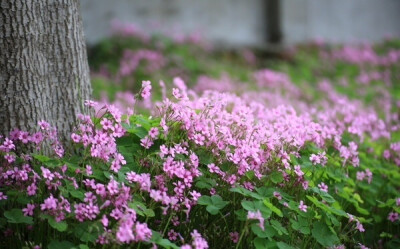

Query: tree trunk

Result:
[0,0,91,142]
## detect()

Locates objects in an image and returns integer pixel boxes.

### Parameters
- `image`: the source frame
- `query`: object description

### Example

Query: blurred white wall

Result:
[283,0,400,44]
[80,0,266,46]
[80,0,400,46]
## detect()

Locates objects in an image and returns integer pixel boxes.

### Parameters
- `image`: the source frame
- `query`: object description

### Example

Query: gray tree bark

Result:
[0,0,91,142]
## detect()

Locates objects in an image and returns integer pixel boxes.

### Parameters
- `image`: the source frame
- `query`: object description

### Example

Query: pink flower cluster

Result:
[356,169,373,184]
[72,103,126,172]
[247,210,265,230]
[181,230,209,249]
[118,49,165,77]
[325,44,400,66]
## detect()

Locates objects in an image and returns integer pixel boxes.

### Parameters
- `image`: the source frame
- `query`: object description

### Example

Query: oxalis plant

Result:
[0,77,399,249]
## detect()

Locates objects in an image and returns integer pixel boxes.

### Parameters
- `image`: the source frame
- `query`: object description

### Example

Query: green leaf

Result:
[242,200,257,211]
[251,224,276,239]
[290,217,310,235]
[196,177,217,190]
[230,186,263,200]
[311,187,335,203]
[69,190,85,201]
[198,196,213,206]
[150,231,180,249]
[263,199,283,217]
[49,217,68,232]
[48,240,75,249]
[73,222,100,243]
[198,195,228,215]
[4,209,33,224]
[353,193,364,204]
[129,126,148,138]
[197,149,213,165]
[255,187,274,198]
[33,154,50,163]
[270,219,288,235]
[129,201,154,217]
[16,195,31,205]
[311,221,339,247]
[270,171,284,184]
[144,208,155,217]
[254,238,277,249]
[206,205,220,215]
[277,242,297,249]
[234,209,248,221]
[210,195,229,208]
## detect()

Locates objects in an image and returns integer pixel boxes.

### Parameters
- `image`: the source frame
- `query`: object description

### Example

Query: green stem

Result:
[235,223,247,249]
[162,214,173,237]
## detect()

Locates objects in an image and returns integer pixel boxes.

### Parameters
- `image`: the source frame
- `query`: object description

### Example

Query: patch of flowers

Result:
[2,27,400,248]
[1,72,399,248]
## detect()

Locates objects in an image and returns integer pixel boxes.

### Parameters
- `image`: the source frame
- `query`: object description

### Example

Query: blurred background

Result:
[80,0,400,119]
[80,0,400,47]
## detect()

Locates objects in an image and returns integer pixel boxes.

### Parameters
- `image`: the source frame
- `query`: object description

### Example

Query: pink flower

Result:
[190,230,208,249]
[229,231,239,243]
[388,212,399,222]
[85,165,93,175]
[84,100,98,107]
[1,138,15,152]
[247,210,264,230]
[107,179,119,195]
[19,131,30,144]
[159,145,169,158]
[71,133,81,143]
[38,120,50,130]
[23,204,35,216]
[4,154,16,163]
[302,180,309,190]
[149,127,159,139]
[134,222,152,241]
[396,198,400,206]
[31,132,44,144]
[356,171,365,181]
[172,88,182,99]
[347,213,355,223]
[358,243,370,249]
[40,195,58,211]
[140,136,153,149]
[116,224,135,243]
[356,221,365,232]
[0,192,7,200]
[100,118,114,131]
[41,166,54,180]
[294,165,304,177]
[299,200,307,212]
[193,133,205,145]
[27,183,37,196]
[96,184,107,197]
[101,215,109,227]
[168,229,178,241]
[141,80,152,99]
[383,150,391,159]
[310,154,320,165]
[273,191,282,200]
[318,182,328,192]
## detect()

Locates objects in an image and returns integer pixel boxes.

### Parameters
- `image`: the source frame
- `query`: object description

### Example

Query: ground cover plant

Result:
[1,23,400,248]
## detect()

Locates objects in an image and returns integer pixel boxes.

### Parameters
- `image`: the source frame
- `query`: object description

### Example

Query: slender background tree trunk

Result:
[0,0,91,141]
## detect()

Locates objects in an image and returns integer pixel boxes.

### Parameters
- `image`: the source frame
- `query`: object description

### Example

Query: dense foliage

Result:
[1,23,400,248]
